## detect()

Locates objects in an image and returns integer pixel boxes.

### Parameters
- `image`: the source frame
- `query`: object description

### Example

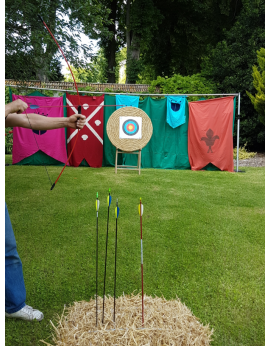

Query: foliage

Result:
[246,48,265,125]
[201,0,265,151]
[75,0,240,84]
[233,143,256,160]
[115,47,127,84]
[93,49,109,83]
[136,64,157,85]
[64,65,99,83]
[139,0,241,79]
[125,0,162,83]
[5,88,13,154]
[64,49,109,83]
[5,161,265,346]
[5,51,37,81]
[5,86,11,104]
[5,129,13,154]
[48,59,65,82]
[5,0,102,81]
[149,74,217,101]
[126,52,142,84]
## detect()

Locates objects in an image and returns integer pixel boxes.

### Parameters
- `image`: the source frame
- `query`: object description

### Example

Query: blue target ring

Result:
[122,119,139,136]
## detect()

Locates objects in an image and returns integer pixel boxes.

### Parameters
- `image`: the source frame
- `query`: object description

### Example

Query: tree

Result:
[138,0,241,79]
[246,48,265,125]
[63,49,108,83]
[75,0,241,84]
[77,0,125,83]
[5,0,99,82]
[125,0,161,83]
[201,0,265,150]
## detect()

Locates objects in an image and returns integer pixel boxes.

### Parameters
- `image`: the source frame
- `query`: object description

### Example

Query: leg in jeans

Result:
[5,202,26,314]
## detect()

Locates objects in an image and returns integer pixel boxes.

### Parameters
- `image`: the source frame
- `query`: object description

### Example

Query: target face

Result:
[119,116,142,139]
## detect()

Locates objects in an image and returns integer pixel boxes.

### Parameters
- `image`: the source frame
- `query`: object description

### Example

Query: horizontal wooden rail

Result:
[5,80,159,93]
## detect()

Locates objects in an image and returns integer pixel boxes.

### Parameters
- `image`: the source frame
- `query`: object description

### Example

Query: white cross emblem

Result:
[66,99,104,145]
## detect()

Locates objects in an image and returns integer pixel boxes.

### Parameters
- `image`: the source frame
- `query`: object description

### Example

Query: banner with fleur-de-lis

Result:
[188,96,234,172]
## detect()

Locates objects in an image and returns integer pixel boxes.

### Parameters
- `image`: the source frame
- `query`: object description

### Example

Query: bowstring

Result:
[23,94,53,188]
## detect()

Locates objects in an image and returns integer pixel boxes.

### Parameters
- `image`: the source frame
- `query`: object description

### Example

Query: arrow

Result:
[28,104,124,109]
[138,197,144,327]
[114,198,119,322]
[95,192,100,326]
[102,188,111,324]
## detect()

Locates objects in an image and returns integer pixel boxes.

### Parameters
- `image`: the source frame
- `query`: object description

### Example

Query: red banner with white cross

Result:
[66,93,104,167]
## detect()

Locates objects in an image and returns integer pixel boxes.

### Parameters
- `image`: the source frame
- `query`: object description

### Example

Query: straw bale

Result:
[106,107,153,152]
[40,293,213,346]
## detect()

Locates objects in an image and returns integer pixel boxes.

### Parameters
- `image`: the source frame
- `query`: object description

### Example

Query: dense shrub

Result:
[148,73,217,101]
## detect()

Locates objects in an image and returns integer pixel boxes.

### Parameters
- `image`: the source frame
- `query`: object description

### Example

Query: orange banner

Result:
[188,96,234,172]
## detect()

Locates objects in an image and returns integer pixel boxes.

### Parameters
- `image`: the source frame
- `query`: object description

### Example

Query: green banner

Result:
[103,96,190,170]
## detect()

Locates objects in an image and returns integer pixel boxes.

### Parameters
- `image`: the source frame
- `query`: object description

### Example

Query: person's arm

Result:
[5,112,86,130]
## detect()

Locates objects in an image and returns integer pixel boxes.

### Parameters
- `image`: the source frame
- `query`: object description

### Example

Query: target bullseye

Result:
[122,119,139,136]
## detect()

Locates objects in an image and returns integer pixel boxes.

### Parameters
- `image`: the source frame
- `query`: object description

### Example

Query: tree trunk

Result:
[125,0,131,84]
[125,0,141,84]
[130,33,140,60]
[32,0,58,82]
[107,0,117,83]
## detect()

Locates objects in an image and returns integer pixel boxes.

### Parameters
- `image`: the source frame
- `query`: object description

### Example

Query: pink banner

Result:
[12,94,68,165]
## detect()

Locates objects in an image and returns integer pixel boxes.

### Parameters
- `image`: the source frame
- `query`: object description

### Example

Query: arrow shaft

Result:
[114,216,118,323]
[102,204,110,324]
[27,104,125,109]
[140,200,144,327]
[96,206,99,327]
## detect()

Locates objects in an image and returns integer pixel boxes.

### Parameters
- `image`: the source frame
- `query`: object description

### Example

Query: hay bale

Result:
[41,293,213,346]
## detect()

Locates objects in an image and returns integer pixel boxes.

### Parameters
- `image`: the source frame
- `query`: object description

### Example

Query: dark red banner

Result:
[66,93,104,167]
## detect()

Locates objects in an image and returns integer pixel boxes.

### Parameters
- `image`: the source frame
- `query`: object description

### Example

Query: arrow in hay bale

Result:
[95,192,100,326]
[138,197,144,326]
[114,199,120,323]
[102,189,112,324]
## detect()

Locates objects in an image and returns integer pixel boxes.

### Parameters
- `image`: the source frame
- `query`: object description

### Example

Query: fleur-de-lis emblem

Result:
[201,129,219,153]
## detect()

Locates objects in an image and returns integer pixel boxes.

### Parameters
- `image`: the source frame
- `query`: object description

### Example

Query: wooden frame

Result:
[115,148,141,175]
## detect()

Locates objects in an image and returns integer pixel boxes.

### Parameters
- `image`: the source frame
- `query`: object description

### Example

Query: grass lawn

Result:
[5,155,265,346]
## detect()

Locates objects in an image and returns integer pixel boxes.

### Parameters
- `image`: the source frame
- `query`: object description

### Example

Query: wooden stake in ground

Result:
[138,197,144,326]
[95,192,100,326]
[102,189,112,324]
[114,199,119,322]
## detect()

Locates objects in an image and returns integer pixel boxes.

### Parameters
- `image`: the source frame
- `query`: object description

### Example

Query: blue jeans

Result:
[5,203,26,313]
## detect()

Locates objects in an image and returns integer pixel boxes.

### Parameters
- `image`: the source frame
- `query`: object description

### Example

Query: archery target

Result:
[119,116,142,139]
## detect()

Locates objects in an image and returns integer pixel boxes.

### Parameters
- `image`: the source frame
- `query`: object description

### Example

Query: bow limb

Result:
[38,15,81,190]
